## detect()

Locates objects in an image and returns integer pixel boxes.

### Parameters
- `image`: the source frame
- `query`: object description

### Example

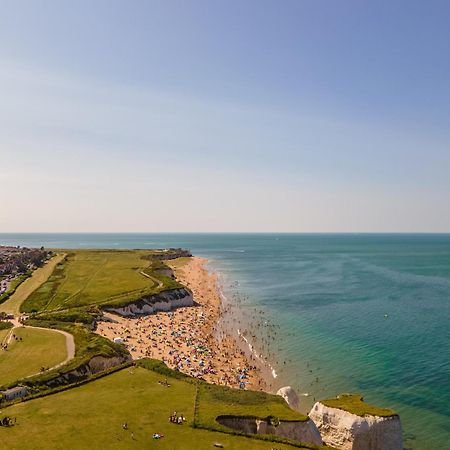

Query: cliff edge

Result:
[216,415,323,446]
[277,385,300,411]
[104,287,194,316]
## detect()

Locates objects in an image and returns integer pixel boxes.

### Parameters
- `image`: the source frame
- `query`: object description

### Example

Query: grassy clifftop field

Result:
[321,394,397,418]
[21,249,184,314]
[1,359,328,450]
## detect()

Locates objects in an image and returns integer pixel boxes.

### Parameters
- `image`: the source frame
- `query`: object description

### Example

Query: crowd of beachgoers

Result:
[96,257,267,390]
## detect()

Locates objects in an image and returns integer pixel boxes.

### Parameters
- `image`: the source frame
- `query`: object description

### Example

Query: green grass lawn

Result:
[321,394,396,417]
[0,365,311,450]
[0,327,67,386]
[21,250,183,313]
[15,320,129,391]
[0,329,9,342]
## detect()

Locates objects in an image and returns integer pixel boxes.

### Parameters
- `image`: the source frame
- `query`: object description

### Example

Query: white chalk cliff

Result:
[105,288,194,316]
[309,400,402,450]
[216,415,323,446]
[277,386,300,411]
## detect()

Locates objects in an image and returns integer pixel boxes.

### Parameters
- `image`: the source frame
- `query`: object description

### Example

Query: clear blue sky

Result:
[1,0,449,232]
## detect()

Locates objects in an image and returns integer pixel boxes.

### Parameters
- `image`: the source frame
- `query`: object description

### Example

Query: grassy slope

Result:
[1,365,312,450]
[196,382,308,433]
[0,273,29,304]
[21,250,183,313]
[321,394,396,417]
[1,254,66,315]
[17,320,129,387]
[165,257,191,269]
[0,327,67,386]
[137,359,308,426]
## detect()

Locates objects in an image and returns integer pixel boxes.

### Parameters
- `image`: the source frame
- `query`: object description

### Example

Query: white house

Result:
[1,386,28,401]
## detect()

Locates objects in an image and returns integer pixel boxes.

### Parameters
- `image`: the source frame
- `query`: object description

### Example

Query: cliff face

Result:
[105,288,194,316]
[309,402,402,450]
[152,249,192,260]
[216,415,323,446]
[277,386,300,411]
[43,354,132,388]
[153,267,175,279]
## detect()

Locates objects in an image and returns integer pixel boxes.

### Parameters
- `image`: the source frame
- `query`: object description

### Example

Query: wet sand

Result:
[95,257,268,391]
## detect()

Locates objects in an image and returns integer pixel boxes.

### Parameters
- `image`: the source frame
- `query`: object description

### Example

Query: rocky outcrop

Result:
[277,386,300,411]
[216,415,323,446]
[309,401,402,450]
[105,288,194,316]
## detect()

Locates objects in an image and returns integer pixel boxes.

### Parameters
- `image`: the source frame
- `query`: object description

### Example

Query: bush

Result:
[32,308,100,326]
[0,321,13,330]
[136,358,194,382]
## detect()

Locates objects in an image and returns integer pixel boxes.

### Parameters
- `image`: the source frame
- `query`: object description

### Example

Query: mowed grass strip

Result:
[0,327,67,386]
[22,250,165,313]
[1,367,302,450]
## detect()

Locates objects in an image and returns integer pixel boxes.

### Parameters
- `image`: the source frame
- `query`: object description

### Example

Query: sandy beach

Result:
[95,257,268,391]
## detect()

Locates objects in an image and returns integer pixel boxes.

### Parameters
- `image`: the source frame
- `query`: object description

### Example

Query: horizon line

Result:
[1,231,450,235]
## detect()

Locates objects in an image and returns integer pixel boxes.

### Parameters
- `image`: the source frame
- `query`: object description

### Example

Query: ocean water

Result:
[1,233,449,450]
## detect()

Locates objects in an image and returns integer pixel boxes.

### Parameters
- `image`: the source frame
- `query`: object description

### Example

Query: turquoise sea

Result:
[1,233,449,450]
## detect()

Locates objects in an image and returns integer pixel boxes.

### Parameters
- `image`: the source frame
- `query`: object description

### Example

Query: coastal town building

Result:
[1,386,28,401]
[0,246,49,277]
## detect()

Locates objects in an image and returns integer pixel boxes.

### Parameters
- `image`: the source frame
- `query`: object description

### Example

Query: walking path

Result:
[2,319,75,373]
[24,326,75,375]
[139,270,163,288]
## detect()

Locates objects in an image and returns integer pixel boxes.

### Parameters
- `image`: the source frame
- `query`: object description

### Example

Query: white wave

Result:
[237,329,278,379]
